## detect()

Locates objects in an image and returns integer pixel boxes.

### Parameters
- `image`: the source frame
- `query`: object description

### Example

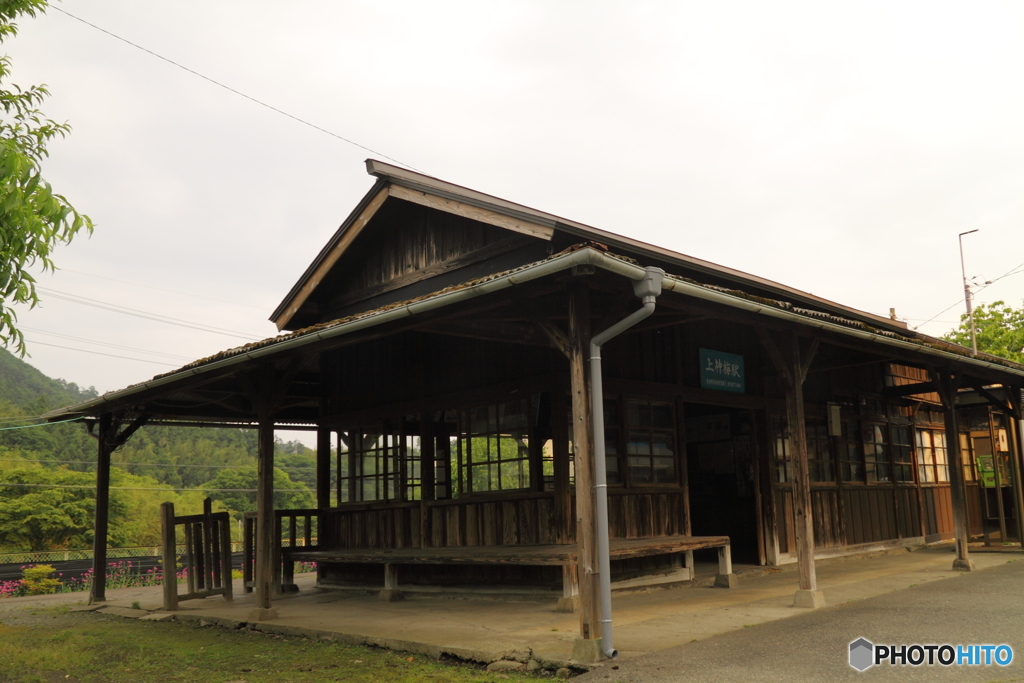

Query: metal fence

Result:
[0,542,245,566]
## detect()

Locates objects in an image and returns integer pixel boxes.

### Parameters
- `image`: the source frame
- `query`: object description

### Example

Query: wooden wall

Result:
[321,489,689,551]
[774,483,955,554]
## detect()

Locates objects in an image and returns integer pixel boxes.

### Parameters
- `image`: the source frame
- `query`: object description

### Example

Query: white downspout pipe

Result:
[589,266,665,659]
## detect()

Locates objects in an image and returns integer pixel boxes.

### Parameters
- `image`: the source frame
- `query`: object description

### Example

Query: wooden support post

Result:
[714,544,737,588]
[160,501,178,611]
[556,563,580,613]
[1006,389,1024,543]
[759,330,822,607]
[933,368,975,571]
[786,341,821,608]
[252,416,279,618]
[203,498,215,592]
[220,514,233,601]
[380,563,403,601]
[316,425,332,509]
[567,280,602,655]
[89,412,114,604]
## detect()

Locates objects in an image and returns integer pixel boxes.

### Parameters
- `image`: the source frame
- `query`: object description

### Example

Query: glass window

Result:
[916,429,949,484]
[862,422,890,483]
[891,425,913,482]
[806,420,834,483]
[772,416,792,484]
[839,419,863,483]
[624,399,676,485]
[337,427,403,503]
[457,399,531,495]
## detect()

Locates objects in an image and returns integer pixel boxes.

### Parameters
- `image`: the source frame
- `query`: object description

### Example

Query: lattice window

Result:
[624,399,676,486]
[838,419,864,483]
[456,399,531,495]
[806,420,834,483]
[891,424,913,482]
[862,422,890,483]
[772,416,792,484]
[916,429,949,483]
[337,425,421,503]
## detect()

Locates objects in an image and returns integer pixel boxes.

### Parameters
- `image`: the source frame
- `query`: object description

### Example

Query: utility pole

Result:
[959,230,979,354]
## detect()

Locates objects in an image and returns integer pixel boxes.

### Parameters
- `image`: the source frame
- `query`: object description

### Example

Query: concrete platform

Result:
[29,543,1023,668]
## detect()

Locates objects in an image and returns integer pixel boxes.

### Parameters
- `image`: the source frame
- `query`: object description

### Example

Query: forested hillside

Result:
[0,350,319,552]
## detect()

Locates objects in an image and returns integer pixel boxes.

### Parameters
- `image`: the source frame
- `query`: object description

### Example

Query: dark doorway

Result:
[684,404,761,564]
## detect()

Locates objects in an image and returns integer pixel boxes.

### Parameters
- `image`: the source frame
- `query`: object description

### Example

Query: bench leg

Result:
[670,552,692,581]
[714,545,738,588]
[379,563,403,602]
[555,563,579,613]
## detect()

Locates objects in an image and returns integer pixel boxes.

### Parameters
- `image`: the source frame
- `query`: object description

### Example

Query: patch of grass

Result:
[0,607,539,682]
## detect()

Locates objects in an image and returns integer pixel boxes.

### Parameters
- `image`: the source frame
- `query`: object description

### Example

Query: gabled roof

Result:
[271,160,911,334]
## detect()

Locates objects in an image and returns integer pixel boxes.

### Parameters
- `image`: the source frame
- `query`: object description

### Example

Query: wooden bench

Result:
[281,535,736,603]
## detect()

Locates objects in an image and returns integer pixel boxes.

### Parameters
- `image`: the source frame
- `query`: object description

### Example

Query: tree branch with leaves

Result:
[943,300,1024,364]
[0,0,93,356]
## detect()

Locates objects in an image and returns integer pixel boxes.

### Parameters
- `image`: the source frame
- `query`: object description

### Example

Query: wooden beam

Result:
[970,385,1012,412]
[756,326,794,390]
[884,381,938,398]
[931,367,975,571]
[533,316,572,358]
[388,184,554,241]
[567,279,600,643]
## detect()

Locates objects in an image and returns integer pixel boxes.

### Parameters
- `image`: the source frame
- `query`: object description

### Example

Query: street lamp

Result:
[959,229,979,354]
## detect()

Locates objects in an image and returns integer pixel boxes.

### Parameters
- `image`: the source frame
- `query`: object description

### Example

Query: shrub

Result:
[21,564,61,595]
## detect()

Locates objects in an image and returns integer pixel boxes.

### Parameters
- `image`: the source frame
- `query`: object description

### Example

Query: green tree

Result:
[0,465,120,551]
[943,300,1024,364]
[0,0,94,356]
[201,466,314,520]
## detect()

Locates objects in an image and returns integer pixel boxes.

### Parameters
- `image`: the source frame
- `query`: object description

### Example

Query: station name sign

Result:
[700,348,745,394]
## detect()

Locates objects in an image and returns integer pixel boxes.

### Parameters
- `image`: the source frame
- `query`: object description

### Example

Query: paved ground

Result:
[2,542,1021,677]
[576,556,1024,682]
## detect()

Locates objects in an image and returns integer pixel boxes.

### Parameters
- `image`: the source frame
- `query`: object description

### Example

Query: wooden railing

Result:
[324,491,565,550]
[160,498,233,610]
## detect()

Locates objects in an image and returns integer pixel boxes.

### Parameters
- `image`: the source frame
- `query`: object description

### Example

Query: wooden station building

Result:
[49,160,1024,657]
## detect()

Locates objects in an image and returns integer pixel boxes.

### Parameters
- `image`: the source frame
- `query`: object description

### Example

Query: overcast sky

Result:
[7,1,1024,424]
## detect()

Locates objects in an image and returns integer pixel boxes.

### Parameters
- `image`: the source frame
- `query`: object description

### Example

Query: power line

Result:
[0,482,310,492]
[913,260,1024,331]
[58,268,268,311]
[36,286,266,341]
[51,6,422,173]
[0,458,316,470]
[22,326,196,361]
[0,417,83,431]
[25,340,181,367]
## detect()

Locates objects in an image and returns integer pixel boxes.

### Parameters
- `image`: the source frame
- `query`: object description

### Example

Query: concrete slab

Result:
[58,543,1022,668]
